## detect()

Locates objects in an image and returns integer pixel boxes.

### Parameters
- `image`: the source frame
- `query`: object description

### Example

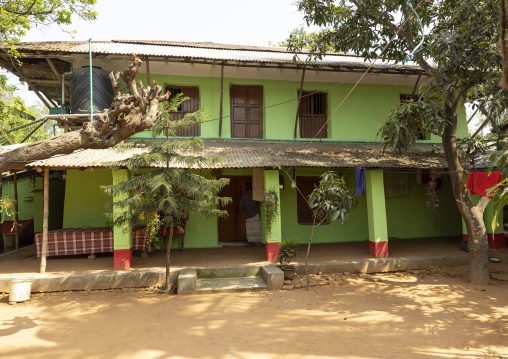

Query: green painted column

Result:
[483,198,505,249]
[365,170,389,257]
[263,170,281,260]
[112,169,132,269]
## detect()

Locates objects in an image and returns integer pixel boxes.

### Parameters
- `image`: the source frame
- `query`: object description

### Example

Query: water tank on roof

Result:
[70,67,115,115]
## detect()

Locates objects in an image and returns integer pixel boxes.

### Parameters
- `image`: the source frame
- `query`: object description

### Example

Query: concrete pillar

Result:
[263,170,281,261]
[112,169,132,269]
[483,198,505,250]
[365,170,388,258]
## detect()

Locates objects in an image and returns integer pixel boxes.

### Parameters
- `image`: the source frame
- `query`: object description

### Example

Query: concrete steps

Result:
[196,276,267,294]
[177,265,284,295]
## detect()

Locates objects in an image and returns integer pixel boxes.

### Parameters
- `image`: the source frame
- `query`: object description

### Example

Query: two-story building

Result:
[2,40,490,270]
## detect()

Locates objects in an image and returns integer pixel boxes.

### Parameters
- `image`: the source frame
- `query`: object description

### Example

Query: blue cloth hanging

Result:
[355,167,365,196]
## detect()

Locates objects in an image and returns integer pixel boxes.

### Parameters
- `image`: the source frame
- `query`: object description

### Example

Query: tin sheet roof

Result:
[10,40,421,71]
[24,139,448,170]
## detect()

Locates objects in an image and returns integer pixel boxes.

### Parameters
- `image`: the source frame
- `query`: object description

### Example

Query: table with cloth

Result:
[35,228,149,258]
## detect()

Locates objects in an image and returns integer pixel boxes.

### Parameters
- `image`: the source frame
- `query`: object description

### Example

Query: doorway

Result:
[218,177,251,243]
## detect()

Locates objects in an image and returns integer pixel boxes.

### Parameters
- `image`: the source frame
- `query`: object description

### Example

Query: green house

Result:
[3,40,500,269]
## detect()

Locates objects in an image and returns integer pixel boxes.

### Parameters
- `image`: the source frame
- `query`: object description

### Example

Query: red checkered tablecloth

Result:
[35,228,149,258]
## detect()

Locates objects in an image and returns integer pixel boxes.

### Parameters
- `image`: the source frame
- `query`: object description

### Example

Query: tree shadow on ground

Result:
[0,272,507,359]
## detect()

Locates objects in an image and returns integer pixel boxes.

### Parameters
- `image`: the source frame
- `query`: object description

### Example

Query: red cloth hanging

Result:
[466,171,502,199]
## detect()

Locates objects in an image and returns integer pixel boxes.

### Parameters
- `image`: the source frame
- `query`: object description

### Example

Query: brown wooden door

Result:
[230,85,263,138]
[218,177,250,242]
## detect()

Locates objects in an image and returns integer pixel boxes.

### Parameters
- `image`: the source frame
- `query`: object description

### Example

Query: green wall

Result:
[279,168,369,244]
[278,168,462,244]
[385,174,462,238]
[130,73,468,141]
[62,169,112,228]
[1,177,34,221]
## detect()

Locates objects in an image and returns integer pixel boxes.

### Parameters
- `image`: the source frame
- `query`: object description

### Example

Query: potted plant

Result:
[277,239,300,280]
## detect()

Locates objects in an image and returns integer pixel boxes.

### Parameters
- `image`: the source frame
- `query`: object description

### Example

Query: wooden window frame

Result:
[296,176,321,224]
[165,85,200,137]
[299,91,328,139]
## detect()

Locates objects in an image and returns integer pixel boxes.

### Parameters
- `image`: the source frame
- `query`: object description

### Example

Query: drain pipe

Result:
[88,38,93,120]
[61,73,65,113]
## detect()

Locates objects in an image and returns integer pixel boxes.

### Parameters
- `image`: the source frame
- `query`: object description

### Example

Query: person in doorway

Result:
[239,182,264,247]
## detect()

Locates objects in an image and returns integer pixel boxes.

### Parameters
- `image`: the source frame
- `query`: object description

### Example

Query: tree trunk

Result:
[442,101,490,285]
[305,215,326,291]
[165,217,174,291]
[0,54,171,174]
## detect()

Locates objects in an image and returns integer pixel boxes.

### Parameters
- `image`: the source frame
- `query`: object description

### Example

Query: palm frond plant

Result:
[103,94,231,291]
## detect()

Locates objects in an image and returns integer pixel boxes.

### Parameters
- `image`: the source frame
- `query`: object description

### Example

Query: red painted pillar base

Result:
[114,249,132,270]
[266,242,279,261]
[488,233,505,250]
[463,234,468,242]
[369,241,388,258]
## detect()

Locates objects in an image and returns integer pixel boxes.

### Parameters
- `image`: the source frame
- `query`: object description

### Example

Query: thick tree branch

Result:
[500,0,508,90]
[476,196,491,213]
[0,54,171,173]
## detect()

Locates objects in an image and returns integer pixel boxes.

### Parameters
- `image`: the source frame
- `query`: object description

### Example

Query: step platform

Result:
[196,276,267,294]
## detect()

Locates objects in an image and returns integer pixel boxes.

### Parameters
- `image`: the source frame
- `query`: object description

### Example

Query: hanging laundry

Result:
[252,168,265,201]
[355,167,365,196]
[466,171,502,199]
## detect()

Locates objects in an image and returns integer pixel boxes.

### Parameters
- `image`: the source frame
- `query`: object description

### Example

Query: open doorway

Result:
[218,177,251,244]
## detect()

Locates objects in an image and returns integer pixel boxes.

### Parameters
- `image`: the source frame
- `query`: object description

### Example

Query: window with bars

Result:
[299,91,328,138]
[165,85,200,137]
[296,176,321,224]
[400,94,428,140]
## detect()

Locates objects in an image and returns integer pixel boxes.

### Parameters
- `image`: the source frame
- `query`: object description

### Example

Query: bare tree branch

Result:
[0,54,171,173]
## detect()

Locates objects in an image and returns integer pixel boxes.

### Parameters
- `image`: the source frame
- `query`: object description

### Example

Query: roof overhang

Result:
[12,139,450,171]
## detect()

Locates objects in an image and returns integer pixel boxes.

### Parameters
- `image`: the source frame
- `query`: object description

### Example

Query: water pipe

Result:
[404,0,425,63]
[61,73,65,114]
[88,38,93,120]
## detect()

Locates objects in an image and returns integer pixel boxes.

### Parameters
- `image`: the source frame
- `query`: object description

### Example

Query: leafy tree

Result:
[269,25,331,51]
[0,0,97,56]
[305,171,358,290]
[103,94,231,291]
[287,0,507,284]
[0,74,49,145]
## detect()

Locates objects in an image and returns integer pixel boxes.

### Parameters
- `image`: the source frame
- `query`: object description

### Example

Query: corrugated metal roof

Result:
[25,139,448,170]
[113,40,354,55]
[10,41,421,71]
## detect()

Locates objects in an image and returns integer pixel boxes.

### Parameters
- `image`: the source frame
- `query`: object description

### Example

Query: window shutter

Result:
[165,86,201,137]
[296,176,320,224]
[299,91,327,139]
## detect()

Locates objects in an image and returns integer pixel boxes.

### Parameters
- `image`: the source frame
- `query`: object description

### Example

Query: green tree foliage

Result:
[270,25,331,51]
[0,74,49,145]
[103,94,231,291]
[0,0,97,56]
[288,0,506,284]
[304,171,358,290]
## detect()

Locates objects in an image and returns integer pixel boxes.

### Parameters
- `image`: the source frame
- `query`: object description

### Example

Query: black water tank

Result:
[70,67,115,114]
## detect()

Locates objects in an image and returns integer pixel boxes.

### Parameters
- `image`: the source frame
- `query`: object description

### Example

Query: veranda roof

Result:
[23,139,448,170]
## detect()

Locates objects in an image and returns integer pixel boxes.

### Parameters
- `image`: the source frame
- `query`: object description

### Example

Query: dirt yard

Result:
[0,265,507,359]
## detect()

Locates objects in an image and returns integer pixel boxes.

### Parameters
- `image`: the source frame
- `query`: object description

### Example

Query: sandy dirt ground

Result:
[0,265,507,359]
